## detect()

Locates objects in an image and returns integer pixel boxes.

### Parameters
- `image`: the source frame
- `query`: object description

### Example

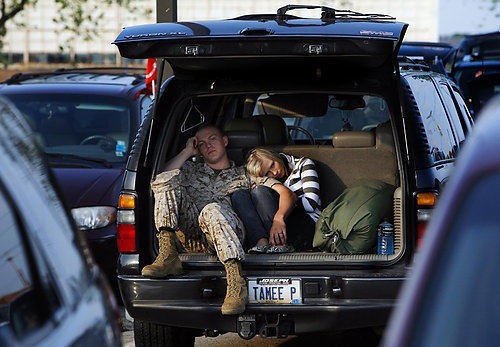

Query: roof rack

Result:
[276,4,395,21]
[54,67,146,73]
[3,67,146,85]
[234,5,395,22]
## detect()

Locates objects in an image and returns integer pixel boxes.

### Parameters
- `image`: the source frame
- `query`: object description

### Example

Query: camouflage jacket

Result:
[152,160,264,211]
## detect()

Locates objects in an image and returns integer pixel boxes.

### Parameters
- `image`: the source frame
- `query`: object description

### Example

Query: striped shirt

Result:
[281,153,322,222]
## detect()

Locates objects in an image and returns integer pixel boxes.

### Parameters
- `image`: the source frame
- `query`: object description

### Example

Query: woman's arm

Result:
[298,158,321,213]
[269,183,298,246]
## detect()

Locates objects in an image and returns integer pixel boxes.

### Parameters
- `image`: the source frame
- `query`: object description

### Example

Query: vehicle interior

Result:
[155,90,405,263]
[5,94,132,164]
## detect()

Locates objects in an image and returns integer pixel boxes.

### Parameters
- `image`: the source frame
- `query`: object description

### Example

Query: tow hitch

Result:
[259,314,292,338]
[237,314,293,339]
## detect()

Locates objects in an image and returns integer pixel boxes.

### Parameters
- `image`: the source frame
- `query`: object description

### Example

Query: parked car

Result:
[0,97,120,346]
[382,95,500,347]
[452,31,500,116]
[399,41,457,76]
[112,5,473,345]
[0,68,153,298]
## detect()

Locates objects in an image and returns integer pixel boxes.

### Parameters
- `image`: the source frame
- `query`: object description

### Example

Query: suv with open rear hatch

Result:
[112,5,473,345]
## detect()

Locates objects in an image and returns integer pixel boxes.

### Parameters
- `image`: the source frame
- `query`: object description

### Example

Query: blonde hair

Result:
[245,148,286,177]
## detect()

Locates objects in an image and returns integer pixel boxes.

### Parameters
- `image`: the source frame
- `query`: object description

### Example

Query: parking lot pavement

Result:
[120,305,381,346]
[120,306,381,347]
[121,330,289,346]
[122,329,381,346]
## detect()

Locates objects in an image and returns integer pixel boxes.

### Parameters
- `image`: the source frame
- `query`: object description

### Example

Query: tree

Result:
[0,0,34,60]
[53,0,152,63]
[0,0,152,66]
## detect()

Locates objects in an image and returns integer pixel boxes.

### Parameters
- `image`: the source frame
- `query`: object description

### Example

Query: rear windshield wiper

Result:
[45,152,112,168]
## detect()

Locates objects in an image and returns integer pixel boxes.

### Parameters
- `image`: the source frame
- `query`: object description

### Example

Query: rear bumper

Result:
[118,274,403,334]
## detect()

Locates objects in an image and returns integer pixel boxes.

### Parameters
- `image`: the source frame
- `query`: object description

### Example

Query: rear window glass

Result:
[253,93,390,143]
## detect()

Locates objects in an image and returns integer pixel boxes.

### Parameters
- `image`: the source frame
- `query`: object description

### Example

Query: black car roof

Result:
[115,5,402,46]
[399,41,456,60]
[3,68,146,86]
[456,31,500,62]
[115,17,406,45]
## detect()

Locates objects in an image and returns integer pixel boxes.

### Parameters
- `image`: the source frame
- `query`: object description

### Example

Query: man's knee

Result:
[199,203,242,235]
[199,202,226,224]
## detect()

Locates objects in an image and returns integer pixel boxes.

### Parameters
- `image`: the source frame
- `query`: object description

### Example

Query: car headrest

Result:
[223,118,264,149]
[253,114,288,145]
[332,131,375,148]
[375,121,395,152]
[39,116,73,135]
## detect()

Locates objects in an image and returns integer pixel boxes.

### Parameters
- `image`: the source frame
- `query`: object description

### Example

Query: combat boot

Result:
[141,229,183,278]
[221,259,248,315]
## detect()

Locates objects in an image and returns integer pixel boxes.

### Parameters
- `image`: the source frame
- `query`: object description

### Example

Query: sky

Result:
[440,0,500,36]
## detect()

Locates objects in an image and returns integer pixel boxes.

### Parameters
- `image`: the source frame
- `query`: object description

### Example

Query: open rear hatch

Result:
[115,6,409,267]
[113,5,408,73]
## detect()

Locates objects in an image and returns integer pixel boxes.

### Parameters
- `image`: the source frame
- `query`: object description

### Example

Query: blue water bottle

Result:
[377,219,394,255]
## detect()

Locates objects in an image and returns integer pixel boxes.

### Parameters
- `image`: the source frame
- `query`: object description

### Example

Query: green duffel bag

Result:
[313,178,395,254]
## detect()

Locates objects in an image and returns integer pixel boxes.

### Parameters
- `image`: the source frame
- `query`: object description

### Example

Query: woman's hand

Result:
[270,217,287,246]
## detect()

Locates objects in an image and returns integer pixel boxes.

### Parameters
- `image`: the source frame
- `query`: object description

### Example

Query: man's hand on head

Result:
[186,137,199,156]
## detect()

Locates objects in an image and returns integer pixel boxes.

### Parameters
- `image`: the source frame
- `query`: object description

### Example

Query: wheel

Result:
[79,135,117,146]
[287,126,315,145]
[134,319,195,347]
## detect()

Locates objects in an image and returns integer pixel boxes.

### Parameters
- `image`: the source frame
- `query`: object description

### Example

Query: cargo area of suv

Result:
[113,5,473,344]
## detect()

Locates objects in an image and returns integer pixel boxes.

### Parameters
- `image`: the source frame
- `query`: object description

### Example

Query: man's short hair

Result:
[195,124,225,137]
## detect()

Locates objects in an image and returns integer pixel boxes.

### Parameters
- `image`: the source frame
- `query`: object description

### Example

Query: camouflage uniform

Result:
[151,160,253,262]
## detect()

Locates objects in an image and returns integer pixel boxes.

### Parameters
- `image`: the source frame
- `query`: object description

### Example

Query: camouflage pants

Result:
[152,173,246,262]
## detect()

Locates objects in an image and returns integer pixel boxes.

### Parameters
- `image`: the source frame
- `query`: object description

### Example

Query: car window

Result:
[0,186,51,339]
[410,172,500,347]
[4,93,132,164]
[253,93,390,143]
[436,82,466,145]
[406,75,458,162]
[451,87,473,130]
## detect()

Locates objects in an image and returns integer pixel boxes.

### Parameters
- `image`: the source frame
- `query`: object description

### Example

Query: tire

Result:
[134,319,195,347]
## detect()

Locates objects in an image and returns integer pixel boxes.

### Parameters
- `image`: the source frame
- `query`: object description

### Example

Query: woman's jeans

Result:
[231,186,315,250]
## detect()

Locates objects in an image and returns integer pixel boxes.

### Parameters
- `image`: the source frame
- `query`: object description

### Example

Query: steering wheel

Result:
[287,126,315,145]
[79,135,117,147]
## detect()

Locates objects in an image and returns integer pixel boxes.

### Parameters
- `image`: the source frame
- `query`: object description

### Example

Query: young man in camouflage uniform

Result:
[142,125,251,315]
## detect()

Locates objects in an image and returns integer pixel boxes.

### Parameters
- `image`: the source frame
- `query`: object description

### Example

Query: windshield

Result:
[4,93,132,164]
[254,93,390,143]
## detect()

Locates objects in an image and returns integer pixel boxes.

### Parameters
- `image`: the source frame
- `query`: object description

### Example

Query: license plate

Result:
[247,278,302,304]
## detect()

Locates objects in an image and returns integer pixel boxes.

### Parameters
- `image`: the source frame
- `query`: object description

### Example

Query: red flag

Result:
[145,58,157,94]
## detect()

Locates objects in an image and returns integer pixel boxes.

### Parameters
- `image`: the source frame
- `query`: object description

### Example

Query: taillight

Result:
[417,220,427,249]
[117,193,136,252]
[117,224,136,252]
[416,192,438,249]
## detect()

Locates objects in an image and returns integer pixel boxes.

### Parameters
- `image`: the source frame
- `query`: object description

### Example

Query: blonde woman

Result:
[231,148,321,253]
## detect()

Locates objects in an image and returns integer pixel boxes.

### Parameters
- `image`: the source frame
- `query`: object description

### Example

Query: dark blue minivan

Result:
[0,68,153,298]
[0,97,120,346]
